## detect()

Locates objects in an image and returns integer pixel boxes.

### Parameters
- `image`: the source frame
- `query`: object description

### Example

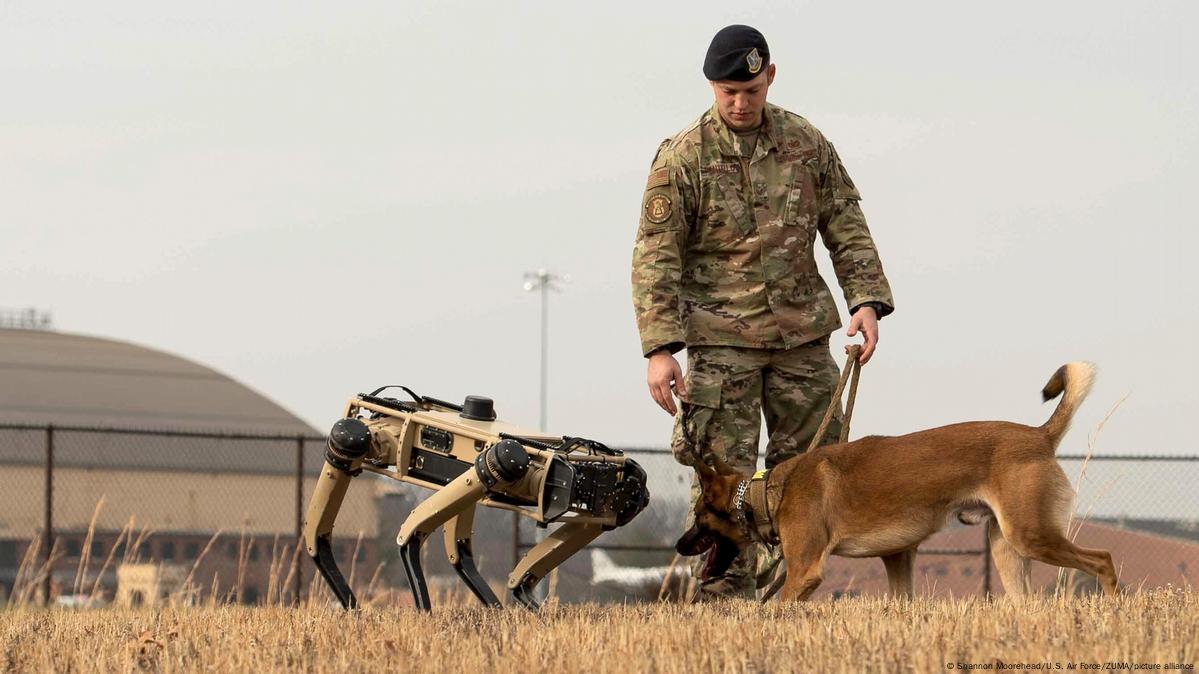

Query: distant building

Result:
[115,562,188,607]
[0,328,379,604]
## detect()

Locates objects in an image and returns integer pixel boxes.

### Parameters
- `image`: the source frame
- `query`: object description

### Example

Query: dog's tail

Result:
[1039,362,1096,450]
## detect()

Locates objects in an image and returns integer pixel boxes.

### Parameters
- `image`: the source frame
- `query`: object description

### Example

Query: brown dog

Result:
[676,362,1119,600]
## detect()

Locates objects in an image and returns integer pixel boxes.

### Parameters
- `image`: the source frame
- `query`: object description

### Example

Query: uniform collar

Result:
[706,102,784,163]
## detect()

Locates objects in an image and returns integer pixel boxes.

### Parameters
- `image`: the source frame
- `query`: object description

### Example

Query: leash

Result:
[756,343,865,602]
[808,343,864,451]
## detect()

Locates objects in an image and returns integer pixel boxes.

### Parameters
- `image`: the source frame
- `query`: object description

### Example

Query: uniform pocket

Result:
[681,369,722,409]
[783,163,820,228]
[698,167,752,246]
[671,370,722,466]
[827,142,862,202]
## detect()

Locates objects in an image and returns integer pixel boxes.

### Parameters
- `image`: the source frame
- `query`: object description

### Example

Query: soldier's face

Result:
[710,64,776,130]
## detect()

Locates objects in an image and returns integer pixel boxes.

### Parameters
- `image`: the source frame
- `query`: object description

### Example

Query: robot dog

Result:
[303,386,650,610]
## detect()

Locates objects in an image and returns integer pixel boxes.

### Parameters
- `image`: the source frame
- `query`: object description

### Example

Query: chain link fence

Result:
[0,424,381,608]
[2,425,1195,606]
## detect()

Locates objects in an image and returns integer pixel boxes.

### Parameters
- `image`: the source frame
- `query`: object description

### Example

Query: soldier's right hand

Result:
[647,350,686,416]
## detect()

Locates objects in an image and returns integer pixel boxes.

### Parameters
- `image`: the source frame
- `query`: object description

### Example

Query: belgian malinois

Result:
[677,362,1119,600]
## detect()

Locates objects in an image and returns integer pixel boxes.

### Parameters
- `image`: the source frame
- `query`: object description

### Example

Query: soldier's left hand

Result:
[846,307,878,365]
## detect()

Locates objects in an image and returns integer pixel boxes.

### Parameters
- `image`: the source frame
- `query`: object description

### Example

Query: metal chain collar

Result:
[732,479,749,513]
[731,479,755,542]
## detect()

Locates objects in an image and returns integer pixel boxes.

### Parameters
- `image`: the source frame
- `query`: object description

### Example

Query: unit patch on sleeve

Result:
[645,194,672,224]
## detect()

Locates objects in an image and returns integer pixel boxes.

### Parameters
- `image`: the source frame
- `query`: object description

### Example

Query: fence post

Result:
[982,519,992,597]
[295,435,305,606]
[43,424,54,606]
[511,512,519,571]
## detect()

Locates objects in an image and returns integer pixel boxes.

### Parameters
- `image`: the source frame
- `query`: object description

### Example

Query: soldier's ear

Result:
[766,63,776,86]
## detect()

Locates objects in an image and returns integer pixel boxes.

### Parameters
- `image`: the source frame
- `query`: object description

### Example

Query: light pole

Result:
[522,268,567,432]
[517,269,567,594]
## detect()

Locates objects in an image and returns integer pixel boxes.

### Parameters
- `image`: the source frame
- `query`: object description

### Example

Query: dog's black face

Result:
[676,505,744,580]
[674,460,753,581]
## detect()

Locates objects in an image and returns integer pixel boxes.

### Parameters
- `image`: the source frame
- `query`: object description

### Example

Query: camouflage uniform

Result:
[631,103,895,599]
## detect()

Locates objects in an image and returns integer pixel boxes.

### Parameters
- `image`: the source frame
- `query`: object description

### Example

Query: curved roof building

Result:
[0,328,332,478]
[0,328,376,548]
[0,328,315,434]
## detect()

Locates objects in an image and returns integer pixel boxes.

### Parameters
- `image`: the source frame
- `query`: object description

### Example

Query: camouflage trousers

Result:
[672,337,844,601]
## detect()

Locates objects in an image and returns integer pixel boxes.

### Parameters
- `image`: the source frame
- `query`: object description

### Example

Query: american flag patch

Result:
[646,169,670,189]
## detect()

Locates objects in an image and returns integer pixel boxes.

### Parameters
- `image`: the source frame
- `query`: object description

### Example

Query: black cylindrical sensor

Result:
[474,438,531,489]
[326,418,371,470]
[491,438,530,480]
[460,395,496,421]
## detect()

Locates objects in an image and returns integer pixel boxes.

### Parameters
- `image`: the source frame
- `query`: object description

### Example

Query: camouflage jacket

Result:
[631,103,894,357]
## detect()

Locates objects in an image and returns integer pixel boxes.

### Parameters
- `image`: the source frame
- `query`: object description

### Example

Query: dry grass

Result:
[4,396,1191,671]
[1,590,1195,673]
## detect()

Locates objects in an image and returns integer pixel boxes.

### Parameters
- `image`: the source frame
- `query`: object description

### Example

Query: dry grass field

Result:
[1,589,1195,673]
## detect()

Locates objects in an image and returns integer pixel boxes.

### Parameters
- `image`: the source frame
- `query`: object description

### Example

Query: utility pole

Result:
[522,269,567,432]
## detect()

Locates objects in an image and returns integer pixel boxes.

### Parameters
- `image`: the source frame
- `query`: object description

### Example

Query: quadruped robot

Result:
[302,386,650,610]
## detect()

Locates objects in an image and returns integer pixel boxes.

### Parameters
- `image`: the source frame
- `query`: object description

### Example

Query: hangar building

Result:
[0,327,378,604]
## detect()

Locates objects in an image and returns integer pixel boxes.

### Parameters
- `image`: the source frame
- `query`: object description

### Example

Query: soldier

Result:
[630,25,895,600]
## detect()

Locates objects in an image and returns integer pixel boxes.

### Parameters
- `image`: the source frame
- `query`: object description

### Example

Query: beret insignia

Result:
[746,48,762,74]
[645,194,672,224]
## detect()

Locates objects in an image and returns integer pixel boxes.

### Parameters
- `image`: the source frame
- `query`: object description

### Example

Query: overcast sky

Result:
[3,1,1196,462]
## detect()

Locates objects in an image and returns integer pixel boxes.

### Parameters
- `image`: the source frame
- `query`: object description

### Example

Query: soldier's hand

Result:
[647,350,686,416]
[846,306,879,365]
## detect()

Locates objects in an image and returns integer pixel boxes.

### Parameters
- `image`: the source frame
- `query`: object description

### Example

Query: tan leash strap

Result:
[840,349,863,444]
[806,344,863,453]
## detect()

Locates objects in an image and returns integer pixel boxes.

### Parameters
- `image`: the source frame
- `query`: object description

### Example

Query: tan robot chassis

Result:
[303,386,650,610]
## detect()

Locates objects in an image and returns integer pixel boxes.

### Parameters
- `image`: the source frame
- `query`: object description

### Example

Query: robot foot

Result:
[311,536,358,609]
[451,540,502,607]
[510,573,541,611]
[399,532,432,611]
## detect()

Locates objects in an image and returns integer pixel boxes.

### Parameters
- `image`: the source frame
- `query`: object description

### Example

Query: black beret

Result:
[703,25,770,82]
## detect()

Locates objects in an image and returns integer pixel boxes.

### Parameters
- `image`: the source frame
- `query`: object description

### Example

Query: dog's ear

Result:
[711,455,739,477]
[693,462,720,506]
[695,462,737,508]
